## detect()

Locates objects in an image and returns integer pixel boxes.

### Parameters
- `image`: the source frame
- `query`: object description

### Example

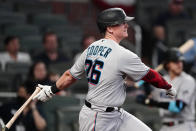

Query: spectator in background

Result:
[34,32,69,65]
[151,0,191,67]
[74,34,96,62]
[0,36,31,70]
[154,0,190,27]
[151,26,168,68]
[0,84,46,131]
[25,61,66,95]
[25,61,54,87]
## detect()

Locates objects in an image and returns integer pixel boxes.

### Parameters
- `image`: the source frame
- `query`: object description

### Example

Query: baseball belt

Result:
[85,100,121,112]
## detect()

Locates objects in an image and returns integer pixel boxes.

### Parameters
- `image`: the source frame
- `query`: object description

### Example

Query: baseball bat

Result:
[134,39,195,88]
[2,87,41,130]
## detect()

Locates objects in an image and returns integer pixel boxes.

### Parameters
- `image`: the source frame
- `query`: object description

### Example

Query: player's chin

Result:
[123,33,128,38]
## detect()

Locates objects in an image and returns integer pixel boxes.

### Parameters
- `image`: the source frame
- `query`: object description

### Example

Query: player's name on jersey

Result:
[87,46,112,58]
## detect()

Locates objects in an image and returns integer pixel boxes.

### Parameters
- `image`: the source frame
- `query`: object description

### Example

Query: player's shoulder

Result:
[181,72,195,83]
[90,39,104,46]
[118,45,138,58]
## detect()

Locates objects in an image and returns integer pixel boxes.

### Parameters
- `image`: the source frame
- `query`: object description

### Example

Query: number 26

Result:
[85,59,104,85]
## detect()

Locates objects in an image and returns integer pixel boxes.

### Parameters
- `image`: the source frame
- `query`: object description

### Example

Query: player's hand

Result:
[166,87,176,98]
[33,84,54,102]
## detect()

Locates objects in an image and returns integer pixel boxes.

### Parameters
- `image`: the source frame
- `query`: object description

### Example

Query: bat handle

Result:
[5,87,41,129]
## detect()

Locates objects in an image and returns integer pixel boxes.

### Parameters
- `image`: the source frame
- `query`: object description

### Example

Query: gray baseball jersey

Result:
[70,38,149,107]
[151,72,196,122]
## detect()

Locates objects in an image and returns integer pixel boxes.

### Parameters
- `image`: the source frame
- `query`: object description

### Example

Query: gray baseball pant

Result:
[79,105,152,131]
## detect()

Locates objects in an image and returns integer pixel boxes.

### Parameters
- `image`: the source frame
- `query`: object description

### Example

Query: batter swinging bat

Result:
[134,39,195,88]
[1,87,41,131]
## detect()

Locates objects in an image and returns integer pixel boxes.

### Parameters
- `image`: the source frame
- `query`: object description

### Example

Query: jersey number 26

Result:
[85,59,104,85]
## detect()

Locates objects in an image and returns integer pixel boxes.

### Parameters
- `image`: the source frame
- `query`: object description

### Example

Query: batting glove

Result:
[33,84,54,102]
[166,87,176,98]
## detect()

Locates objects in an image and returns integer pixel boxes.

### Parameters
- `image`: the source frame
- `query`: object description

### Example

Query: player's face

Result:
[168,60,183,76]
[112,22,129,39]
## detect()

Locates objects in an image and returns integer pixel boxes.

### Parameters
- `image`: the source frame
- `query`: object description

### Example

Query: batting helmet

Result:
[163,48,184,69]
[97,8,134,33]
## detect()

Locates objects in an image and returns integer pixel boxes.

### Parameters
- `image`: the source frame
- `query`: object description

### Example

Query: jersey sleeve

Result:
[119,50,149,81]
[177,77,196,104]
[70,49,87,79]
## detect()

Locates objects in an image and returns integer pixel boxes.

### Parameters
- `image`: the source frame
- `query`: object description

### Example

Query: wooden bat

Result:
[1,87,41,131]
[134,39,195,88]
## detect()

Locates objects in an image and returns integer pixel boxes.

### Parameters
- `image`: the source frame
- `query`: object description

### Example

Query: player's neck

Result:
[104,32,122,44]
[169,73,176,80]
[169,71,181,80]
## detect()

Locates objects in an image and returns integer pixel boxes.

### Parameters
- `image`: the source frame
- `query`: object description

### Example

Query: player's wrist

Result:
[166,84,172,90]
[51,83,60,94]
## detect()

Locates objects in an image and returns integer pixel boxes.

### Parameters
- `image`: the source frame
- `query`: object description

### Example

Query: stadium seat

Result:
[32,13,68,27]
[0,12,26,26]
[66,2,91,24]
[0,71,20,92]
[185,31,196,40]
[184,0,196,11]
[4,24,40,37]
[42,96,81,131]
[60,35,82,54]
[45,25,83,39]
[5,62,31,75]
[166,20,196,47]
[48,25,83,55]
[20,35,43,53]
[48,61,73,75]
[56,106,80,131]
[59,46,73,60]
[0,63,2,71]
[136,0,168,29]
[0,35,5,51]
[15,1,52,14]
[0,2,13,13]
[5,62,31,83]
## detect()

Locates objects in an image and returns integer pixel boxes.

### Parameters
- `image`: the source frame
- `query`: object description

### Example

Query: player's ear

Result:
[106,26,113,34]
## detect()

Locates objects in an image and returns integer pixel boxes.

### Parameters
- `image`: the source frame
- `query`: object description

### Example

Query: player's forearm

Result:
[55,70,76,91]
[142,69,171,90]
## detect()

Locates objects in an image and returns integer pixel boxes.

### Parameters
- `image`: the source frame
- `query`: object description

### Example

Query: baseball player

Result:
[33,8,176,131]
[137,48,196,131]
